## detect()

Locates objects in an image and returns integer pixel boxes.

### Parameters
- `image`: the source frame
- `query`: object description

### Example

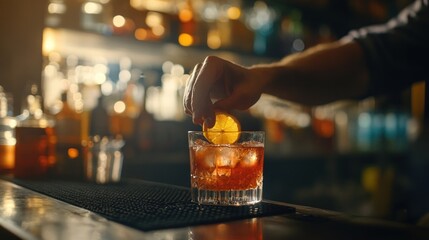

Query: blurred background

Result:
[1,0,428,224]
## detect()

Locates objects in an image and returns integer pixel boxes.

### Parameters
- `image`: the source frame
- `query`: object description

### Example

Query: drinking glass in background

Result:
[188,131,265,206]
[14,84,57,179]
[84,135,125,184]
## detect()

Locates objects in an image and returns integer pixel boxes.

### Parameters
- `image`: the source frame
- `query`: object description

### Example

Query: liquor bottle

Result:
[14,84,56,179]
[54,91,85,179]
[135,94,154,151]
[109,82,142,139]
[0,86,16,173]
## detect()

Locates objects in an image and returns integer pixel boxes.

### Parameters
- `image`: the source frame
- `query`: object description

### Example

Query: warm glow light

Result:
[67,148,79,159]
[135,28,148,40]
[82,2,103,14]
[227,6,241,20]
[162,61,174,73]
[202,2,218,21]
[44,64,57,78]
[101,81,114,96]
[113,15,126,27]
[217,224,227,231]
[171,64,185,76]
[130,0,145,10]
[94,63,108,74]
[152,25,165,36]
[26,197,45,209]
[2,189,16,217]
[130,0,173,13]
[48,3,66,14]
[119,70,131,82]
[146,12,162,27]
[113,101,126,114]
[296,113,311,128]
[178,33,193,46]
[179,8,193,22]
[207,29,221,49]
[42,28,56,56]
[94,72,106,84]
[3,197,16,217]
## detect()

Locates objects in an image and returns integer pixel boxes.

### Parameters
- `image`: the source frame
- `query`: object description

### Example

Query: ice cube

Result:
[216,154,231,167]
[215,147,239,167]
[193,139,209,146]
[241,141,263,147]
[214,168,231,177]
[240,150,258,167]
[202,149,216,169]
[194,145,215,169]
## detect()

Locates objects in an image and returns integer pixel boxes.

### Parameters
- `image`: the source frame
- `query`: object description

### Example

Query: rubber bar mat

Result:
[8,178,295,231]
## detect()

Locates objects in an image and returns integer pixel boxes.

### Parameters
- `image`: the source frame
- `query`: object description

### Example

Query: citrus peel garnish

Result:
[203,112,241,144]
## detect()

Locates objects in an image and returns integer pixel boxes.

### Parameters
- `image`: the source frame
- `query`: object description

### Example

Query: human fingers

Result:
[183,63,202,115]
[190,56,225,126]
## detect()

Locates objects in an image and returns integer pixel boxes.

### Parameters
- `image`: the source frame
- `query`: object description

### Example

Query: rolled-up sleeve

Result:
[347,0,429,96]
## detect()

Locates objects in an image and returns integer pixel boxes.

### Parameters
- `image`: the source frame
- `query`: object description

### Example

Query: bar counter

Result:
[0,178,428,240]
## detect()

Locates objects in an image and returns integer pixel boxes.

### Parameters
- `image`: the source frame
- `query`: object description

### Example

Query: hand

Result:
[183,56,263,127]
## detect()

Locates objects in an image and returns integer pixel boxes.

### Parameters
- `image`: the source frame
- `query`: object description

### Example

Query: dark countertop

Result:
[0,179,428,240]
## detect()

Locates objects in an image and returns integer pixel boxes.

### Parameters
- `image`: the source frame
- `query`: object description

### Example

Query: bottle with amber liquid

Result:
[0,86,16,173]
[14,84,56,179]
[54,91,86,180]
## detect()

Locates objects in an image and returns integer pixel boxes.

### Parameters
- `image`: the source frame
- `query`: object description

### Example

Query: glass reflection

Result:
[189,218,263,240]
[26,197,46,216]
[0,188,16,217]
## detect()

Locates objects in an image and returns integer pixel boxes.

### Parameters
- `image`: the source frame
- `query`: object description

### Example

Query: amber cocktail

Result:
[188,131,265,206]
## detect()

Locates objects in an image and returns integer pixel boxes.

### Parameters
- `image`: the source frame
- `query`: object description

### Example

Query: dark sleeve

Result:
[347,0,429,96]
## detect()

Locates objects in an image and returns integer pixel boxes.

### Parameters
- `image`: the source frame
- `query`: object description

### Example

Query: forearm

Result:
[251,40,370,106]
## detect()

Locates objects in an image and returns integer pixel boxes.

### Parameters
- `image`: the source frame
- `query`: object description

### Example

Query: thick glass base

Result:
[191,186,262,206]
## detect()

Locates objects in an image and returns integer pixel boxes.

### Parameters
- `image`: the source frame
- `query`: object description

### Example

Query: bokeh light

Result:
[178,33,193,46]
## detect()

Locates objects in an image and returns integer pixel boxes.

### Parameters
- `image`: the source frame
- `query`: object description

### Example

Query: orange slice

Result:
[203,112,241,144]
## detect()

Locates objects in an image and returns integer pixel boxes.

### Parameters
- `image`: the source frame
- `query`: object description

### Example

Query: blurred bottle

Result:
[312,106,335,139]
[0,86,16,173]
[109,82,141,138]
[14,84,56,179]
[90,95,110,137]
[54,91,86,179]
[135,95,154,151]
